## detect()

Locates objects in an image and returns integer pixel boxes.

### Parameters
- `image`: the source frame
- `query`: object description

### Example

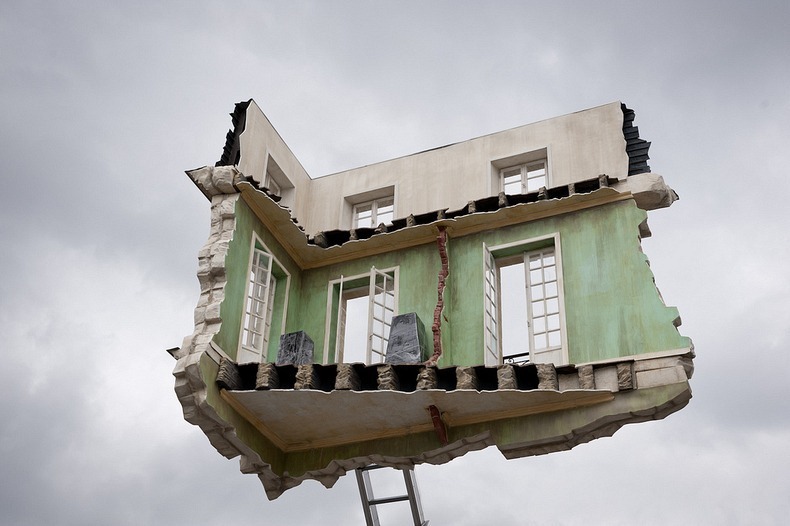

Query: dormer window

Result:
[344,186,396,230]
[265,174,282,197]
[491,148,549,197]
[501,160,548,194]
[263,155,295,207]
[353,196,394,228]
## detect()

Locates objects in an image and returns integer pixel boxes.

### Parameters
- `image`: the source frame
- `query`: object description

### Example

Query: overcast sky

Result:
[1,1,789,525]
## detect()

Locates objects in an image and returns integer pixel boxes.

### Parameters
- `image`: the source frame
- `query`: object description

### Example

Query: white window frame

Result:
[237,234,290,364]
[323,266,399,364]
[500,159,548,195]
[483,234,568,366]
[343,185,396,230]
[265,174,282,197]
[353,196,395,229]
[490,148,550,197]
[263,154,295,207]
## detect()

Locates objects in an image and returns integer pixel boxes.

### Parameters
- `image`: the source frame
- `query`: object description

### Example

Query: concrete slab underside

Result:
[218,381,691,499]
[223,388,615,452]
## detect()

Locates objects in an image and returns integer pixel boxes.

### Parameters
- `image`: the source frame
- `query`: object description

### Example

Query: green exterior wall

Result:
[214,196,689,368]
[199,353,286,473]
[444,199,689,365]
[214,197,304,362]
[201,193,690,481]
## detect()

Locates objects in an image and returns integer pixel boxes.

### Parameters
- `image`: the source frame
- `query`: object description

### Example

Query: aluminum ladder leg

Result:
[355,464,428,526]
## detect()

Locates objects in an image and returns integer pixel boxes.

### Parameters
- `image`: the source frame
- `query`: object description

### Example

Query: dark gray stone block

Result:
[276,331,314,365]
[385,312,426,364]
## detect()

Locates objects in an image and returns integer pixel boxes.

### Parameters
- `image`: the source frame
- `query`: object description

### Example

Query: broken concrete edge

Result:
[254,381,691,499]
[498,381,691,458]
[172,189,277,495]
[173,167,694,500]
[182,345,693,500]
[216,348,694,394]
[185,166,677,255]
[258,432,495,499]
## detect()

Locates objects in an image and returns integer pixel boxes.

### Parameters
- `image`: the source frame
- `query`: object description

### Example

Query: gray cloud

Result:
[1,1,788,524]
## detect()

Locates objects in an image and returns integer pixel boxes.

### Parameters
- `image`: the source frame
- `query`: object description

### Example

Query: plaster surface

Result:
[233,101,632,233]
[224,388,614,452]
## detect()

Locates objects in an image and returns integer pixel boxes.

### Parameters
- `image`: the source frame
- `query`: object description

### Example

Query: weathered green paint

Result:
[559,202,688,363]
[294,243,440,362]
[444,199,690,365]
[214,197,304,362]
[199,353,285,473]
[197,354,688,480]
[201,192,691,482]
[216,196,688,368]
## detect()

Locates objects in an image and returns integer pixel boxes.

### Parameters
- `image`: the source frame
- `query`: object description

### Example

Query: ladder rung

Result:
[360,464,387,471]
[356,465,427,526]
[369,495,409,506]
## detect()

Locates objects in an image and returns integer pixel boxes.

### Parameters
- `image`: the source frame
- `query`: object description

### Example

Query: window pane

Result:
[545,281,558,298]
[526,176,546,192]
[530,284,544,300]
[376,209,394,225]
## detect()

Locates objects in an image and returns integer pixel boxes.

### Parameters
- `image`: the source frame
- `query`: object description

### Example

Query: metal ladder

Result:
[355,465,428,526]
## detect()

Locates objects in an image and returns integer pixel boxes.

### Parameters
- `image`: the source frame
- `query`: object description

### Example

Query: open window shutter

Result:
[483,248,500,366]
[239,248,274,363]
[335,275,346,361]
[367,267,395,364]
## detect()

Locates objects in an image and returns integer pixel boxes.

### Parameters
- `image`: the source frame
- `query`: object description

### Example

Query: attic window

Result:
[264,155,294,206]
[501,160,547,194]
[265,175,282,197]
[344,185,396,229]
[491,148,549,196]
[354,197,394,228]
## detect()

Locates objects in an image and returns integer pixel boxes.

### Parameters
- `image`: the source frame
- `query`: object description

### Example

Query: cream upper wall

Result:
[236,101,629,234]
[237,100,313,221]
